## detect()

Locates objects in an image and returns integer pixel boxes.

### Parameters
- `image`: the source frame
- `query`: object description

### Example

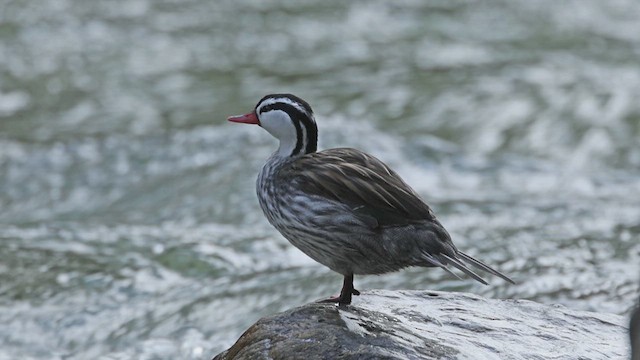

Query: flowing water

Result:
[1,0,639,358]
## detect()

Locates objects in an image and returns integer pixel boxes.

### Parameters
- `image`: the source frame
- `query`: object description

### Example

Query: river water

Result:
[1,0,639,359]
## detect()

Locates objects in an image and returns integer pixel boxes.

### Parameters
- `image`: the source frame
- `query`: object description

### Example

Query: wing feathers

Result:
[284,148,515,285]
[286,148,435,226]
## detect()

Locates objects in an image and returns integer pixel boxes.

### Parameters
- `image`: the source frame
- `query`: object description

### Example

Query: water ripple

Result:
[1,0,639,358]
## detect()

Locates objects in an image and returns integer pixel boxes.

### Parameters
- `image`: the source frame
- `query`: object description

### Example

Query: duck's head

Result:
[228,93,318,158]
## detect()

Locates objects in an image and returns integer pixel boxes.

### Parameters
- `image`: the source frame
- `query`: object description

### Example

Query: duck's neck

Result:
[278,119,318,158]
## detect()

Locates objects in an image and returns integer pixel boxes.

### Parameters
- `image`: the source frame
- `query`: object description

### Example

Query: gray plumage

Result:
[229,93,514,305]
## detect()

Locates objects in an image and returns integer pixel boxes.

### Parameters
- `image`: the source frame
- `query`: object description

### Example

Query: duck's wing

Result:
[284,148,516,284]
[282,147,436,228]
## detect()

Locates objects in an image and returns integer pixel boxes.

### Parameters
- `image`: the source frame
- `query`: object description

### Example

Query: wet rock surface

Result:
[213,290,629,360]
[632,304,640,360]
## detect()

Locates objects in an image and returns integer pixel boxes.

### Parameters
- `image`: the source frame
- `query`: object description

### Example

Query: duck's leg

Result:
[319,274,360,306]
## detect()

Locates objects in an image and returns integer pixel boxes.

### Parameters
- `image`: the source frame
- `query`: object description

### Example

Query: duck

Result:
[228,93,514,305]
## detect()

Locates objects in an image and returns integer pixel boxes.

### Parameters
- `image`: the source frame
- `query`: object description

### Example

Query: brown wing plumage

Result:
[282,148,436,228]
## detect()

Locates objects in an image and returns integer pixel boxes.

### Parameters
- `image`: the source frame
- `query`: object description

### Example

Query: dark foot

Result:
[318,274,359,306]
[319,288,360,305]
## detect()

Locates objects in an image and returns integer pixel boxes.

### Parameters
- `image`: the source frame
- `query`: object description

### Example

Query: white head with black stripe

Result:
[228,94,318,158]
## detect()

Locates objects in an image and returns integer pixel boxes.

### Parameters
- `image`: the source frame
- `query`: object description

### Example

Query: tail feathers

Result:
[422,253,463,281]
[457,251,515,285]
[441,254,489,285]
[421,250,515,285]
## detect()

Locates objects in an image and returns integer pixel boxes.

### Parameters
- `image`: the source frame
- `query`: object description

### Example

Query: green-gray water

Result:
[1,0,639,358]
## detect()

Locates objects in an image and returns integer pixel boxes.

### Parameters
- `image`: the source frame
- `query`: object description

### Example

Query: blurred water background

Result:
[1,0,639,358]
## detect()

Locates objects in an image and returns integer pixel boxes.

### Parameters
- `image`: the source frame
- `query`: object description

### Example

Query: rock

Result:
[632,304,640,360]
[214,290,631,360]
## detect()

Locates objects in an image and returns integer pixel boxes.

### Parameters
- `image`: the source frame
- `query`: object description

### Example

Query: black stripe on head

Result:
[256,94,318,156]
[256,93,313,118]
[303,117,318,154]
